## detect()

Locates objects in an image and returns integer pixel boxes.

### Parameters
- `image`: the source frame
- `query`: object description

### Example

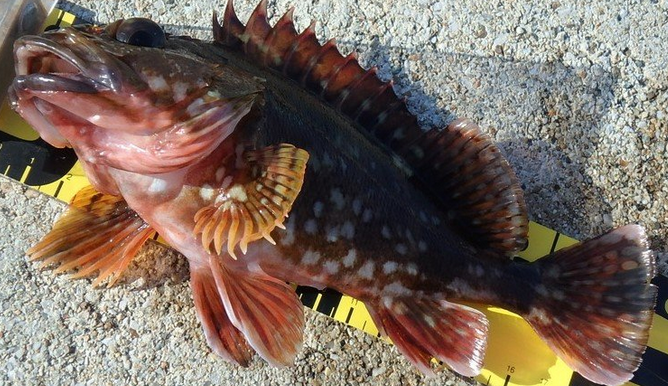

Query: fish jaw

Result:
[8,25,258,177]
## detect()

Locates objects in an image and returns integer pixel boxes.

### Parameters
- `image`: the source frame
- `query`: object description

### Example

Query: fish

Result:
[8,1,657,385]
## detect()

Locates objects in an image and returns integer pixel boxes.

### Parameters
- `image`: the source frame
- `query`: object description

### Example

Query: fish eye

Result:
[114,18,166,48]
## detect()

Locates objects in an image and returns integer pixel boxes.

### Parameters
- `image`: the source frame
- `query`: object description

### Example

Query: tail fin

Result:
[527,225,657,386]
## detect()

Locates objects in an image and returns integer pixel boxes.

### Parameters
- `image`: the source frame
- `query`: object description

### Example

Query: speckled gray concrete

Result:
[1,0,667,385]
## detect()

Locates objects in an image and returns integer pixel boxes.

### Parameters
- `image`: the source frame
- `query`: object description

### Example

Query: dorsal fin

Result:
[213,0,423,154]
[213,1,528,254]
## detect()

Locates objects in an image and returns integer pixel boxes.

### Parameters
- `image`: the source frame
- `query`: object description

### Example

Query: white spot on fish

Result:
[313,201,324,218]
[352,198,363,216]
[173,81,189,102]
[467,265,485,278]
[324,260,340,275]
[200,184,215,200]
[385,281,411,296]
[148,178,167,193]
[326,225,340,242]
[304,219,318,235]
[302,250,321,265]
[424,315,436,328]
[405,263,418,276]
[528,308,551,325]
[147,75,169,92]
[383,261,398,274]
[405,229,415,245]
[330,188,345,210]
[362,209,373,223]
[341,221,355,240]
[381,225,392,239]
[227,185,247,202]
[395,244,408,255]
[359,261,375,279]
[186,98,205,116]
[342,249,357,268]
[280,217,296,246]
[535,284,549,296]
[221,176,233,190]
[339,159,348,172]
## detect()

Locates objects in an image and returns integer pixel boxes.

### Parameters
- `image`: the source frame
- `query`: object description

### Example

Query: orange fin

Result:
[527,225,657,386]
[193,144,309,259]
[403,118,529,255]
[369,297,488,377]
[27,186,153,287]
[191,265,254,365]
[209,255,304,366]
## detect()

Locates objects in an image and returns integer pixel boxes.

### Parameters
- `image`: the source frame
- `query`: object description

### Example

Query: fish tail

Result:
[526,224,657,386]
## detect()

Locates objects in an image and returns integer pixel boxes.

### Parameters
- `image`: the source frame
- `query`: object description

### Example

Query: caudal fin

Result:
[527,225,657,386]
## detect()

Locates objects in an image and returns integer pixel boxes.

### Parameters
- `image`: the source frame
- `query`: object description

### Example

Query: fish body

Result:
[8,2,657,385]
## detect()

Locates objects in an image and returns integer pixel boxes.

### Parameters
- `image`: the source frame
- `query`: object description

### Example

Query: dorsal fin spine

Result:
[243,0,271,56]
[320,53,358,100]
[300,38,336,86]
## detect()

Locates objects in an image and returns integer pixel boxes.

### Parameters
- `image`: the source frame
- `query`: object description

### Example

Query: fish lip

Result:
[13,27,143,93]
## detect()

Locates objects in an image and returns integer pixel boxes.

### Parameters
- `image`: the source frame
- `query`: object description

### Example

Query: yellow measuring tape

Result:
[1,9,666,386]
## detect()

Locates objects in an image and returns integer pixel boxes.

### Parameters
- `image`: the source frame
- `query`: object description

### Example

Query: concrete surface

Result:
[1,0,667,385]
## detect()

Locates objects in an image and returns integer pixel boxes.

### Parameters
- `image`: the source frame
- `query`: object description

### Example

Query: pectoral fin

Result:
[27,185,153,287]
[193,143,309,259]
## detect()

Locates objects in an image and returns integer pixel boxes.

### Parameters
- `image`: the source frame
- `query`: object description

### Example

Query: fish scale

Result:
[7,1,657,385]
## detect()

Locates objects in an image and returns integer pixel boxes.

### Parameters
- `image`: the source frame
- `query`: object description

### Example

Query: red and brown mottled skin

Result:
[9,2,656,385]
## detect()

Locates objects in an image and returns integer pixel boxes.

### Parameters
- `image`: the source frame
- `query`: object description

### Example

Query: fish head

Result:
[8,18,258,176]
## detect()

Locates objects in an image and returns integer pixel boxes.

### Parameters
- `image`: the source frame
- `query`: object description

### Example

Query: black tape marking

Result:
[295,286,343,317]
[652,275,668,320]
[548,232,560,254]
[0,131,78,186]
[503,374,512,386]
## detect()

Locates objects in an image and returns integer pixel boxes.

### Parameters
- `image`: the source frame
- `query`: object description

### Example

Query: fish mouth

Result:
[8,27,166,148]
[13,26,145,94]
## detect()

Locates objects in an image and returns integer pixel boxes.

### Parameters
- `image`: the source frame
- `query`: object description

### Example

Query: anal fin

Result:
[369,296,488,377]
[208,254,305,366]
[27,185,153,287]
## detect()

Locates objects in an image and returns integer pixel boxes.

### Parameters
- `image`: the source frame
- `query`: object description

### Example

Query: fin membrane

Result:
[369,297,488,377]
[402,118,528,255]
[190,264,254,365]
[193,144,309,259]
[528,225,657,386]
[27,185,153,287]
[214,1,527,255]
[209,254,305,366]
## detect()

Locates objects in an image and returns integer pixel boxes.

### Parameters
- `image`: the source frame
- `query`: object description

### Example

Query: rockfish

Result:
[8,1,657,385]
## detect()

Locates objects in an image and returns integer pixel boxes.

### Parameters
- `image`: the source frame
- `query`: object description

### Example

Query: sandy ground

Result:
[1,0,667,385]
